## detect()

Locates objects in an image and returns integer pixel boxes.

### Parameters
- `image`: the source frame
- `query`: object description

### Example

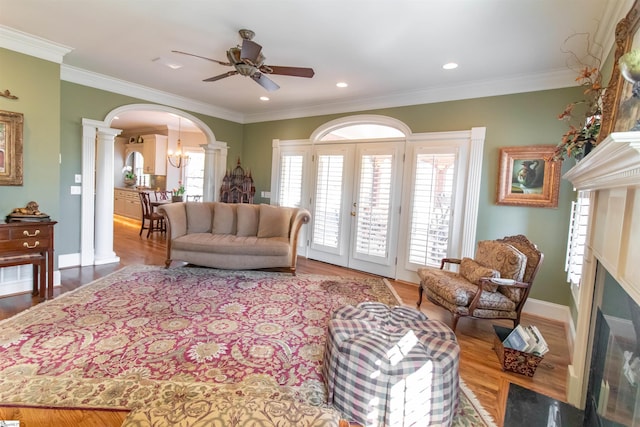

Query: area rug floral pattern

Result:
[0,265,496,426]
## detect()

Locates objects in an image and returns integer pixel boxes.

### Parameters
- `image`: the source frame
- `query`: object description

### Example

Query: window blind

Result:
[408,153,456,267]
[355,154,393,258]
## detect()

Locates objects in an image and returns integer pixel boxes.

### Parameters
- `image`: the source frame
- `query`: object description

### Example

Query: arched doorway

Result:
[80,104,228,266]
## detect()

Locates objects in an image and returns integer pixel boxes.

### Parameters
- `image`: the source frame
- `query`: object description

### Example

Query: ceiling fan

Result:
[172,29,315,92]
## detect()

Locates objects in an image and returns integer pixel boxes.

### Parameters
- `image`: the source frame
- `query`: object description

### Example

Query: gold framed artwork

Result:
[600,0,640,137]
[496,145,561,208]
[0,110,24,186]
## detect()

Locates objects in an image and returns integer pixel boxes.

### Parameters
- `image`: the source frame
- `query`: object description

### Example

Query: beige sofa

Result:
[158,202,311,274]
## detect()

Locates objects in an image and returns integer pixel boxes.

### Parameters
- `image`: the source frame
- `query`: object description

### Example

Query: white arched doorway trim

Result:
[309,114,411,141]
[79,104,227,267]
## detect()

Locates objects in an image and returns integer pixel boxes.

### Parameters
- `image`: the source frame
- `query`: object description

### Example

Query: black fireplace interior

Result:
[585,268,640,427]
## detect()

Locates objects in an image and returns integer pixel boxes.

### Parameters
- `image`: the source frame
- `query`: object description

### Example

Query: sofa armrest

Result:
[158,202,187,239]
[440,258,461,269]
[289,208,311,260]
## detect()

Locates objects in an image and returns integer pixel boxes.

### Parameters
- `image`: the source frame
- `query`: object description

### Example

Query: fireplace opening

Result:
[585,268,640,426]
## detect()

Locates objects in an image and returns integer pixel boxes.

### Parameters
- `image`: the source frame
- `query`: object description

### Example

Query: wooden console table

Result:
[0,220,57,299]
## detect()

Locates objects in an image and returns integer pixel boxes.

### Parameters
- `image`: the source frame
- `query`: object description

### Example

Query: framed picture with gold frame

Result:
[600,0,640,137]
[0,110,24,186]
[496,145,561,208]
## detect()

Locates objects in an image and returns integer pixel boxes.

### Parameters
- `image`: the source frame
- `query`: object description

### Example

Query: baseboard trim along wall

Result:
[0,265,60,297]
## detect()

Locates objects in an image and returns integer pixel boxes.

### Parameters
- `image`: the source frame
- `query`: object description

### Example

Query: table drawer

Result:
[8,226,51,240]
[0,237,50,252]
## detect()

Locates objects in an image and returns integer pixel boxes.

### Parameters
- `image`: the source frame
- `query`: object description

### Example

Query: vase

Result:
[124,176,136,187]
[172,195,183,202]
[574,141,594,162]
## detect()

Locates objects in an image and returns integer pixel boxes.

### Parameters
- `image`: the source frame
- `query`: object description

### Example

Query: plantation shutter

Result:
[566,190,591,287]
[355,153,393,259]
[313,154,344,249]
[408,152,456,267]
[278,154,304,208]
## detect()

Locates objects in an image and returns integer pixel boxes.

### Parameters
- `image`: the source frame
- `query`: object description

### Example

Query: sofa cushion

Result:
[172,234,290,256]
[459,257,501,292]
[212,203,237,235]
[236,204,260,237]
[186,202,213,234]
[257,204,292,238]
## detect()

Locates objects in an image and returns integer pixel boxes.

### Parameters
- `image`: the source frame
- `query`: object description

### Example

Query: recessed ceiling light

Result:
[336,82,348,88]
[260,96,270,101]
[442,62,458,70]
[113,116,119,120]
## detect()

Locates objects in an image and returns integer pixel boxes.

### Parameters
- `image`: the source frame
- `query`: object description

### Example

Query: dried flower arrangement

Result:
[552,33,606,162]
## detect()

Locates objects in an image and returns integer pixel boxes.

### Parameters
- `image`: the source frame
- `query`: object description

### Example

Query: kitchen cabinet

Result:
[114,188,142,220]
[142,134,168,175]
[125,134,168,176]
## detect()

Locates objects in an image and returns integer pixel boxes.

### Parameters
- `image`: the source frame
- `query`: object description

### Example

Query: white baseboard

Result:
[58,252,81,269]
[0,268,61,297]
[523,297,572,324]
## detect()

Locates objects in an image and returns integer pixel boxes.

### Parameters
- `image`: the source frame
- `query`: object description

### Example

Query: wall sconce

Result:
[167,117,190,168]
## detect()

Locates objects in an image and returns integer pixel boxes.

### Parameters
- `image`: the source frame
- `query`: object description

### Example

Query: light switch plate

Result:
[74,174,82,183]
[70,186,82,195]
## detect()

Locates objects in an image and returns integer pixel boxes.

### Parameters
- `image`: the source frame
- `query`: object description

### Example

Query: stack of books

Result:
[502,324,549,356]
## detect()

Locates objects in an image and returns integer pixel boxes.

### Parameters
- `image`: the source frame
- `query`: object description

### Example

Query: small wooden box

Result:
[493,325,543,377]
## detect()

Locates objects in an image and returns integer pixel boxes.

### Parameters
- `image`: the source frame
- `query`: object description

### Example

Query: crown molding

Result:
[243,68,578,123]
[61,64,244,124]
[0,24,72,63]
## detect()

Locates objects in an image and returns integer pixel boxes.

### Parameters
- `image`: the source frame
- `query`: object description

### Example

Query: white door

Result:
[308,141,403,277]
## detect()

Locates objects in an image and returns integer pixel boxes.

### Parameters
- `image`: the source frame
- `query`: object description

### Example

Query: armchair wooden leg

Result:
[417,285,424,308]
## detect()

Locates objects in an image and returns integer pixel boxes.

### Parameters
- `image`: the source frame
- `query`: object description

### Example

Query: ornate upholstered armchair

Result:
[417,235,543,332]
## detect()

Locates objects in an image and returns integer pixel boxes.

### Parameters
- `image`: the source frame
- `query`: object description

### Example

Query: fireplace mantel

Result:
[564,131,640,407]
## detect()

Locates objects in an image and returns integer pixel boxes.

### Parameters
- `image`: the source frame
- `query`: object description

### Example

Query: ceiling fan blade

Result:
[263,65,315,78]
[203,70,238,82]
[240,39,262,63]
[172,50,231,66]
[251,73,280,92]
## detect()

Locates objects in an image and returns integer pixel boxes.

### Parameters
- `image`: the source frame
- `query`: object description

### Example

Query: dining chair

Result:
[154,190,171,202]
[138,192,165,238]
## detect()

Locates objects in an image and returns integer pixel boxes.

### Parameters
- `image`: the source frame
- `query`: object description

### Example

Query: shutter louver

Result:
[355,154,393,258]
[566,191,590,287]
[408,153,456,267]
[278,154,304,208]
[313,154,344,248]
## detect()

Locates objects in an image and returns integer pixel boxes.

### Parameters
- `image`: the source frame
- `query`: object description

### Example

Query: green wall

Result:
[0,48,61,253]
[242,87,584,306]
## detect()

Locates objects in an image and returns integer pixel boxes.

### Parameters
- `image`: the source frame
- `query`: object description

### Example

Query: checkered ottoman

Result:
[322,302,460,427]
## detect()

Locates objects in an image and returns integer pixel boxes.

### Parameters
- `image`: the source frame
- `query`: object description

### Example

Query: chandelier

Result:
[167,117,190,168]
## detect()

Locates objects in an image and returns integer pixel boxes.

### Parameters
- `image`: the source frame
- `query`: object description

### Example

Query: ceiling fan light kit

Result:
[173,29,314,92]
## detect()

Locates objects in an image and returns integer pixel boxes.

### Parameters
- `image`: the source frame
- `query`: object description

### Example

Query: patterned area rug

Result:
[0,265,496,426]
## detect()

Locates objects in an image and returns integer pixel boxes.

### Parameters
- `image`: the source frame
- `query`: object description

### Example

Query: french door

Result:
[271,125,484,282]
[307,141,404,277]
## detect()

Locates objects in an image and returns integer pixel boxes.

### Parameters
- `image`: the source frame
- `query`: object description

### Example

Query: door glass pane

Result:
[409,153,456,266]
[313,154,344,248]
[279,154,304,208]
[355,154,392,258]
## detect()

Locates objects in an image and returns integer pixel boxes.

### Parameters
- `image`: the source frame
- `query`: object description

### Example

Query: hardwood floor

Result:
[0,215,572,426]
